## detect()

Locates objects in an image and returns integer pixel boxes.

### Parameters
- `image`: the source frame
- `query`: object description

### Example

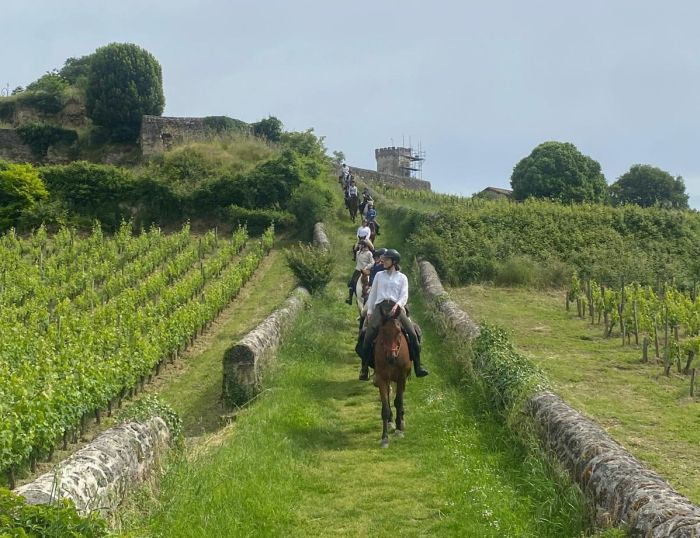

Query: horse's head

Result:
[379,317,404,360]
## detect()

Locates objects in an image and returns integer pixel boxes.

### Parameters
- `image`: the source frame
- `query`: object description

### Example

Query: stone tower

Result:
[375,147,415,178]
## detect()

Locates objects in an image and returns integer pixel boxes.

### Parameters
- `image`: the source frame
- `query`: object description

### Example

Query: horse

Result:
[347,194,358,221]
[373,308,412,448]
[355,271,371,315]
[367,220,378,244]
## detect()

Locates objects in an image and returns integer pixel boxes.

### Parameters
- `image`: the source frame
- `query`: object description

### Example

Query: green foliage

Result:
[285,243,333,293]
[224,204,296,233]
[85,42,165,141]
[40,161,135,230]
[471,324,548,415]
[118,395,183,444]
[0,160,48,229]
[16,123,78,158]
[511,141,608,203]
[203,116,250,135]
[287,182,334,234]
[0,487,107,537]
[494,256,538,287]
[20,72,68,113]
[610,164,688,209]
[252,115,283,142]
[59,55,93,89]
[402,197,700,287]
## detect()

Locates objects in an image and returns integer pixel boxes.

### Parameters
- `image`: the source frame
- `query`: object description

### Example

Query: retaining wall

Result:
[313,222,330,250]
[223,287,310,406]
[15,417,171,517]
[417,259,700,537]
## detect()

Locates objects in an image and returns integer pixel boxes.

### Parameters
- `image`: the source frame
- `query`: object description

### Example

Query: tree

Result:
[610,164,688,209]
[85,43,165,141]
[252,116,283,142]
[0,161,48,229]
[510,141,608,203]
[59,55,93,88]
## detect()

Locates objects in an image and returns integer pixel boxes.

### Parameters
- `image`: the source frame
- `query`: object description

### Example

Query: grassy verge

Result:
[118,202,603,537]
[450,285,700,503]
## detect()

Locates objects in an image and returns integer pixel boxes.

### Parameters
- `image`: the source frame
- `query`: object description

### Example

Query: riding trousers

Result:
[348,269,361,289]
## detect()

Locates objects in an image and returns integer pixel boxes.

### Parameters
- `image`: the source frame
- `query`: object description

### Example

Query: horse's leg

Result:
[379,380,391,448]
[394,377,406,436]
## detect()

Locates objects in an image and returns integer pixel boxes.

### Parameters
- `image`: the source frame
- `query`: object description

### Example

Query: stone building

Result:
[375,147,418,178]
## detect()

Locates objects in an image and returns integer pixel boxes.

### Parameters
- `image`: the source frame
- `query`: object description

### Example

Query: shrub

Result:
[203,116,250,135]
[118,395,183,446]
[285,243,333,293]
[0,161,48,229]
[40,161,135,230]
[494,256,538,287]
[287,182,334,235]
[85,42,164,141]
[0,487,107,537]
[20,72,68,113]
[224,205,295,233]
[251,116,283,142]
[16,123,78,158]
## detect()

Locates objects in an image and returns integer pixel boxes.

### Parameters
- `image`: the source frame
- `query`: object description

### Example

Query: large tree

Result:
[510,141,608,203]
[610,164,688,209]
[85,43,165,141]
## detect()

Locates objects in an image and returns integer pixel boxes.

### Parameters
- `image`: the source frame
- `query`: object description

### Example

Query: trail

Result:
[122,201,593,537]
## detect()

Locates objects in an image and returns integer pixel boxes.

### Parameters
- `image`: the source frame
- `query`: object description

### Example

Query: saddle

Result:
[355,320,422,370]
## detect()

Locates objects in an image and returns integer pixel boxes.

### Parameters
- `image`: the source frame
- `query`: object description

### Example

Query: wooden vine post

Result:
[633,300,639,345]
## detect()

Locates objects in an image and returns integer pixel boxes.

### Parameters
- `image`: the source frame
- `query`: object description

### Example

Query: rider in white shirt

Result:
[359,249,429,380]
[346,240,374,305]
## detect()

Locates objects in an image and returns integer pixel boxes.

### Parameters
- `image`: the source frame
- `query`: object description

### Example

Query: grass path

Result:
[450,285,700,503]
[121,207,596,537]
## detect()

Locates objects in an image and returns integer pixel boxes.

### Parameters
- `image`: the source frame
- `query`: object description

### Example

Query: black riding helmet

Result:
[382,249,401,264]
[373,247,387,260]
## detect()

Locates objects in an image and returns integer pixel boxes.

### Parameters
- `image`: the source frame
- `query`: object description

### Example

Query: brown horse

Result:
[373,311,412,448]
[367,220,377,244]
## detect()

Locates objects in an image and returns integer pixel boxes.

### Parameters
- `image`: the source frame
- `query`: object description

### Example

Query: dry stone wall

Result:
[313,222,330,250]
[0,129,34,162]
[223,287,310,406]
[350,166,431,191]
[15,417,171,517]
[417,259,700,537]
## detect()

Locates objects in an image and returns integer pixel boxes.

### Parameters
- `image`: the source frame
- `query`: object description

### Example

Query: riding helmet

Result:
[373,247,387,259]
[382,249,401,263]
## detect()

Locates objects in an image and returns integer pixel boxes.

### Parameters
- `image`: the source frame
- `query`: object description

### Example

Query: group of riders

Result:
[338,164,429,381]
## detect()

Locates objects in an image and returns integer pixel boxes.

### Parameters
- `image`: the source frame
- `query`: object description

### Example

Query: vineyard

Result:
[0,222,274,487]
[568,275,700,382]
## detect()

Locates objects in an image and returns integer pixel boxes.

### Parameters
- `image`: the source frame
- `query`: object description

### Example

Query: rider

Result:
[353,219,371,260]
[365,201,380,236]
[346,239,374,305]
[369,247,386,285]
[359,249,429,380]
[359,188,373,214]
[346,180,358,199]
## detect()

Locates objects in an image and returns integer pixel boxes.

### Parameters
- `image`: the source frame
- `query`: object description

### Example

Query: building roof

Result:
[481,187,513,196]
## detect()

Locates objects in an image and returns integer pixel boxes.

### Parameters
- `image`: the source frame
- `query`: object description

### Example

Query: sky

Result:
[3,1,700,205]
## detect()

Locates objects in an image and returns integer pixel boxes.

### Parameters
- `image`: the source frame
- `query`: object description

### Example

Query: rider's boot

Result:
[345,287,354,305]
[410,342,429,378]
[359,343,372,381]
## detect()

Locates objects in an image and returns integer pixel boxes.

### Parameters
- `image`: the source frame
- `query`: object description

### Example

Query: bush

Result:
[204,116,249,135]
[118,395,183,445]
[16,123,78,158]
[224,205,295,233]
[40,161,135,230]
[287,182,334,235]
[0,487,107,537]
[251,116,283,142]
[285,243,333,293]
[20,72,68,113]
[0,161,48,229]
[494,256,538,287]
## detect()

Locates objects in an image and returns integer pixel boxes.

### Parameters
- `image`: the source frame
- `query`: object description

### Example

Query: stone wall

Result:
[139,115,209,157]
[313,222,330,250]
[15,417,171,517]
[350,166,431,191]
[223,287,310,406]
[0,129,34,162]
[417,259,700,537]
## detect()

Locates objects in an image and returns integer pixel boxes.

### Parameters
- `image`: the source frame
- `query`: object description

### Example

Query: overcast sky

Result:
[3,1,700,205]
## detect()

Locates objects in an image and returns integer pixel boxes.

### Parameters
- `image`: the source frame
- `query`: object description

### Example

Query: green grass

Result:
[118,199,601,537]
[450,285,700,503]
